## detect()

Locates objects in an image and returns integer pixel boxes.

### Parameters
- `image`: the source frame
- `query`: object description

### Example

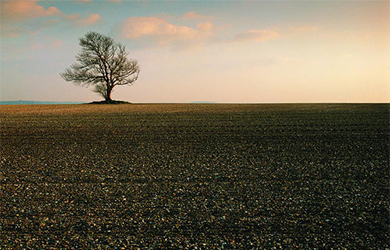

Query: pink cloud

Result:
[182,11,211,20]
[118,17,214,47]
[0,0,61,22]
[0,0,102,37]
[0,1,101,25]
[120,17,196,39]
[233,30,279,42]
[69,14,103,26]
[197,22,213,32]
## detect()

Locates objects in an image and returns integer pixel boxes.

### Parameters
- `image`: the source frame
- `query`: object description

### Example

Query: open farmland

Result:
[0,104,389,249]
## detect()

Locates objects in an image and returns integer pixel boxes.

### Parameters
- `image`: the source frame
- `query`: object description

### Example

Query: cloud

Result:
[0,0,102,37]
[0,0,61,22]
[117,17,214,47]
[79,13,102,26]
[120,17,197,40]
[233,30,279,42]
[182,11,211,20]
[66,13,102,26]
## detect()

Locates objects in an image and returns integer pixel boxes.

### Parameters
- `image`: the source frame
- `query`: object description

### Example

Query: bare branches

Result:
[93,84,111,100]
[61,32,140,101]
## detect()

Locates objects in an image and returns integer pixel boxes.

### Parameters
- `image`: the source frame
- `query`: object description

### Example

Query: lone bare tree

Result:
[61,32,140,102]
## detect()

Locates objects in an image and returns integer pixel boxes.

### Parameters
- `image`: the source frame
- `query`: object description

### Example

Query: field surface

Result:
[1,104,389,249]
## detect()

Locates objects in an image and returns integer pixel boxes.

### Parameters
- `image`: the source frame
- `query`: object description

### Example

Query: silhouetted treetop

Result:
[61,32,140,102]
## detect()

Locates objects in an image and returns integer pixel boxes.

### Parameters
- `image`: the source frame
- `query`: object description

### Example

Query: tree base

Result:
[89,100,132,104]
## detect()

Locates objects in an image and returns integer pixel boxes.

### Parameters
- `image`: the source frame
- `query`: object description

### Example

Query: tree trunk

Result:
[106,86,112,102]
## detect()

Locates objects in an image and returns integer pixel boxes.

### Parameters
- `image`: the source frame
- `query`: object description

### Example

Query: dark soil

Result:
[89,100,131,104]
[1,104,389,249]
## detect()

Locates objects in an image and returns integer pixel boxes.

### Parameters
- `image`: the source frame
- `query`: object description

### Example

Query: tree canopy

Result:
[61,32,140,102]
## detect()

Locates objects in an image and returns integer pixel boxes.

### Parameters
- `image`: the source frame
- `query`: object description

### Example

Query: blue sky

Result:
[1,0,389,103]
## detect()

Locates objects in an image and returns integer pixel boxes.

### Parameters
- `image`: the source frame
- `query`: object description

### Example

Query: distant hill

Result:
[0,101,83,105]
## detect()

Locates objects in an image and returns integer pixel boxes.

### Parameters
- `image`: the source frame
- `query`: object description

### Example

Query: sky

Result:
[1,0,389,103]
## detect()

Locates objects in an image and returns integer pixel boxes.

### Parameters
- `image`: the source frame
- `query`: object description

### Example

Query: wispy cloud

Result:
[66,13,102,27]
[0,0,61,22]
[117,16,214,48]
[182,11,212,21]
[79,13,102,26]
[0,0,102,37]
[116,12,283,49]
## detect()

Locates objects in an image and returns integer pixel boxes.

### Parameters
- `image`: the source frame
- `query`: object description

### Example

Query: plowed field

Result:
[1,104,389,248]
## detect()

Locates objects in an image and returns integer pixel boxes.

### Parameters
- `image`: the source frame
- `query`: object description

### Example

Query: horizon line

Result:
[1,100,389,105]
